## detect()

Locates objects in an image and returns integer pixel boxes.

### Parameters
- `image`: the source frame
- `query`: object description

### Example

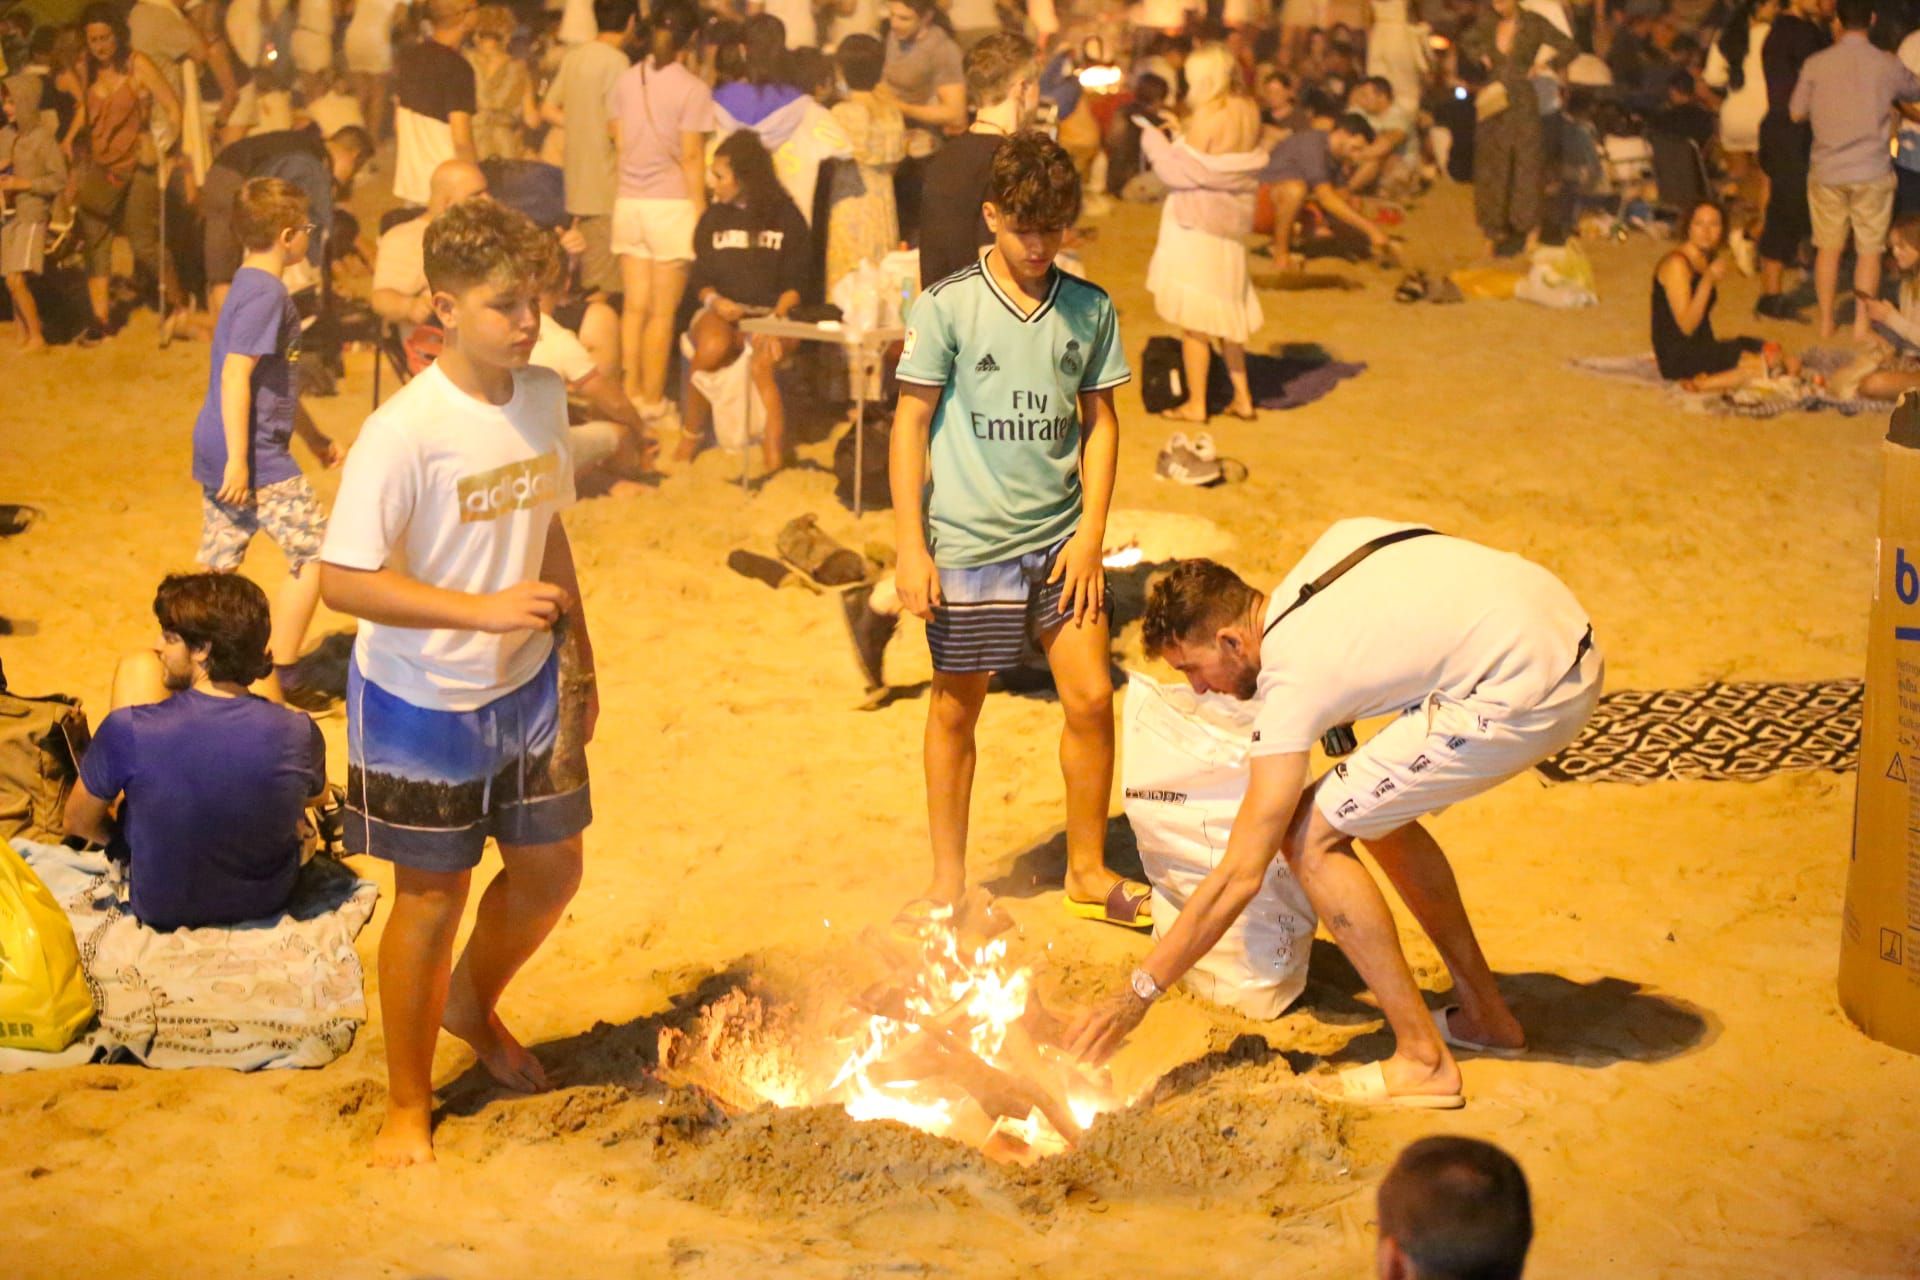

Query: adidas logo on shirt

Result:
[975,354,999,373]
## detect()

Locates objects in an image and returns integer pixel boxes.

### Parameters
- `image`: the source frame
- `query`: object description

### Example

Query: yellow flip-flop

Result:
[1064,879,1153,931]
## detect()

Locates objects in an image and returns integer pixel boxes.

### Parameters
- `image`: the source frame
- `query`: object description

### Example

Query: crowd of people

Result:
[10,0,1920,1225]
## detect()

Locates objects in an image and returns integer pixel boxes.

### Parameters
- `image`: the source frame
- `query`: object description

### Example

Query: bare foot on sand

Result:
[369,1104,436,1168]
[443,988,550,1092]
[1160,405,1209,424]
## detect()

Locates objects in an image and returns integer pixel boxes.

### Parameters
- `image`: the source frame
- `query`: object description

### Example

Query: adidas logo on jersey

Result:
[975,354,999,373]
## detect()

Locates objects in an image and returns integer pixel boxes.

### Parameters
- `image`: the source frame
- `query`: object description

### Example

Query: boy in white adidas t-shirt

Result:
[318,198,598,1168]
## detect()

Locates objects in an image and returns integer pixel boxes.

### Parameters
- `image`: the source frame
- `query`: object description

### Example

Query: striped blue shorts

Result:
[927,537,1090,674]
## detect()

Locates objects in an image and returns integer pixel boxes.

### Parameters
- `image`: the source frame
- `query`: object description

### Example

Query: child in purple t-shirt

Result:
[190,177,343,709]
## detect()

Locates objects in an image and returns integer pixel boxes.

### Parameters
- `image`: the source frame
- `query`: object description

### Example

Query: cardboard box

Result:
[1840,396,1920,1055]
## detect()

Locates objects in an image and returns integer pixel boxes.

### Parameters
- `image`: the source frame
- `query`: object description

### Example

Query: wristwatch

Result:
[1129,967,1164,1003]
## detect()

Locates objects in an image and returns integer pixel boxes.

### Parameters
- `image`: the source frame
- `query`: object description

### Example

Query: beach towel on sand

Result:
[0,840,377,1072]
[1569,351,1895,418]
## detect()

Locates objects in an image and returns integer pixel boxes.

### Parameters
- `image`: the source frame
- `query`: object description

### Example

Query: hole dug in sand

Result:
[646,895,1357,1216]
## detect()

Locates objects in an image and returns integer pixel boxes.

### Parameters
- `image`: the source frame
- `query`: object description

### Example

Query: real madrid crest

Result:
[1060,338,1083,377]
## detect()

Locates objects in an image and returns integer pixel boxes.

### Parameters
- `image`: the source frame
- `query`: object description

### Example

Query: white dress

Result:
[291,0,335,75]
[344,0,402,73]
[1147,202,1263,345]
[1366,0,1431,113]
[1702,21,1768,155]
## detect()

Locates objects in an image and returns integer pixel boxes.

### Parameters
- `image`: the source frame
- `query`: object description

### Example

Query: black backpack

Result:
[1138,335,1191,414]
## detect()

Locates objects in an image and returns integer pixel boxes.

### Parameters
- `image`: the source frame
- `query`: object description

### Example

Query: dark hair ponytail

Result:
[1716,0,1757,92]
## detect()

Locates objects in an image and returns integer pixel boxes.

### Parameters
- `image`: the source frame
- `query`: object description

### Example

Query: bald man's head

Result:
[428,160,489,215]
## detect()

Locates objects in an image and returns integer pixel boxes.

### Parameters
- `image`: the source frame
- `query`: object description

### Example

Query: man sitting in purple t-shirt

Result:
[64,574,328,932]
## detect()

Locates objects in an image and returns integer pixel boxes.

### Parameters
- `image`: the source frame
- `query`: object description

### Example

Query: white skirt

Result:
[1147,205,1264,345]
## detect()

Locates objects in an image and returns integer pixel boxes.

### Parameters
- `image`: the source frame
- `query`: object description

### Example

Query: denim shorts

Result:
[343,649,592,872]
[926,536,1093,674]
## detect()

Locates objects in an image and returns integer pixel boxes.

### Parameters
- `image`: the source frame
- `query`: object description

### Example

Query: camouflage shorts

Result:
[197,474,326,573]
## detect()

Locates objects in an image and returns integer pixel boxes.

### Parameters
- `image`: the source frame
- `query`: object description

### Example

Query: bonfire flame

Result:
[659,893,1120,1161]
[826,900,1117,1159]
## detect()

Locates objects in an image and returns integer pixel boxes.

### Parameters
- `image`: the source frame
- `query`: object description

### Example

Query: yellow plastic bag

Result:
[1448,266,1525,300]
[0,841,93,1051]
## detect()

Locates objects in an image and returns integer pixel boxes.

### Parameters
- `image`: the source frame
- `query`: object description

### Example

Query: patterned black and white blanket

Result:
[1537,679,1862,784]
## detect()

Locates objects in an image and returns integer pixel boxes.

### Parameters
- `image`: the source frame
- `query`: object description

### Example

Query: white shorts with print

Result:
[611,197,699,263]
[1314,642,1604,841]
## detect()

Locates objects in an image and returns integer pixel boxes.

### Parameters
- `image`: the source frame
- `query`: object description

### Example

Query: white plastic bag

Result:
[679,333,766,452]
[1122,671,1317,1019]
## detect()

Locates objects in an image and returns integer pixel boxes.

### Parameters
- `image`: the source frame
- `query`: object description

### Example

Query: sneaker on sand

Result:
[1189,432,1218,463]
[838,582,899,692]
[1155,432,1223,486]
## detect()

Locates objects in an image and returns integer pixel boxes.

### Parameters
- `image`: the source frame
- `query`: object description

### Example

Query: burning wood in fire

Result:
[658,891,1121,1162]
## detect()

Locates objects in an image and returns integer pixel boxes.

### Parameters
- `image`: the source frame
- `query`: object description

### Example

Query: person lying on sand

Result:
[1066,520,1603,1109]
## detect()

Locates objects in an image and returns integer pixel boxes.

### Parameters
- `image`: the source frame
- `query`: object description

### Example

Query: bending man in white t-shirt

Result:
[1066,519,1603,1109]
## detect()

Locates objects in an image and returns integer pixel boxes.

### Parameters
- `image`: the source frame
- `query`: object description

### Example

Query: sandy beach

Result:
[2,178,1917,1278]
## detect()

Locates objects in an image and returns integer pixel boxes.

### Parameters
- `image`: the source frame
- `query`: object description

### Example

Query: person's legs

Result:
[1510,115,1544,252]
[1038,610,1119,905]
[1851,179,1895,341]
[578,299,621,382]
[618,251,653,402]
[1861,367,1920,399]
[109,649,173,709]
[441,834,583,1092]
[749,337,787,471]
[256,476,329,680]
[1221,340,1253,415]
[1363,819,1525,1050]
[372,862,472,1166]
[1474,112,1514,254]
[1166,330,1213,423]
[678,308,742,462]
[6,272,42,349]
[272,566,324,667]
[1282,790,1461,1098]
[121,166,162,311]
[80,201,114,329]
[923,670,992,904]
[1813,242,1843,339]
[1268,179,1309,267]
[642,257,691,409]
[1681,348,1769,391]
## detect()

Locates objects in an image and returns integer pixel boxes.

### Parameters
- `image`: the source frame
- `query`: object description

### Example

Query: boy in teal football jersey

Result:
[890,131,1148,930]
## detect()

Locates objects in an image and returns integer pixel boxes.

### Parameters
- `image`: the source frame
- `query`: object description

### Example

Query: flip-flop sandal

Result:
[1431,1005,1527,1059]
[1312,1061,1464,1110]
[1064,878,1153,930]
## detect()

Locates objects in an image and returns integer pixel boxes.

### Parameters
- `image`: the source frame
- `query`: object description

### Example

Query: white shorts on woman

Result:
[612,197,699,263]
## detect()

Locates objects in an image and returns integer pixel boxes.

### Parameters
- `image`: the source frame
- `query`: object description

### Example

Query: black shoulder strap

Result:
[1263,528,1440,639]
